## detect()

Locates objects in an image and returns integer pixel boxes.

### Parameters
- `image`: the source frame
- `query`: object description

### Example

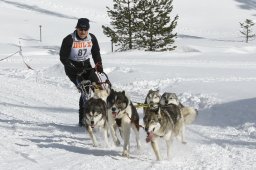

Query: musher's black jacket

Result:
[59,31,102,76]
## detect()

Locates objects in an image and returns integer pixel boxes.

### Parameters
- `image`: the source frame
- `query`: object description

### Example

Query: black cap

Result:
[76,18,90,30]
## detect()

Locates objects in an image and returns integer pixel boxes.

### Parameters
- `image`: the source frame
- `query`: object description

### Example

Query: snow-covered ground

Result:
[0,0,256,169]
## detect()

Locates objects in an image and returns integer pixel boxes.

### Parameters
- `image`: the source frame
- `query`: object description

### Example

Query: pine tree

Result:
[102,0,138,51]
[102,25,118,52]
[240,19,256,43]
[135,0,178,51]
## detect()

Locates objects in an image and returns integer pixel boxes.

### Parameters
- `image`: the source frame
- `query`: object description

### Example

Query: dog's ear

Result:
[173,93,178,98]
[156,113,162,122]
[158,117,162,123]
[122,90,125,95]
[108,89,114,98]
[149,89,153,93]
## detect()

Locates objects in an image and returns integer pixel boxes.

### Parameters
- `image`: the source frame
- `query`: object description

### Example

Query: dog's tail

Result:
[181,107,198,125]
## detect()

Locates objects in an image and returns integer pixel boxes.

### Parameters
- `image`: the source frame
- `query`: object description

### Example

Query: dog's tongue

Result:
[146,132,154,143]
[112,112,117,118]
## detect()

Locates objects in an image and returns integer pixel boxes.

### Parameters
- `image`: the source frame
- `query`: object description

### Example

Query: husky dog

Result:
[106,89,121,146]
[93,85,121,146]
[82,97,108,147]
[92,82,111,102]
[160,92,198,125]
[143,107,176,161]
[160,92,180,106]
[143,89,161,118]
[107,90,141,157]
[144,92,188,160]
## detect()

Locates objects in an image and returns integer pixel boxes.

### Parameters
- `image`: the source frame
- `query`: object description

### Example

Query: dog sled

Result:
[76,68,112,103]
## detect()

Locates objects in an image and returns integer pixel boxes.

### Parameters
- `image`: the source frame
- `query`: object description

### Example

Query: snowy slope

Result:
[0,0,256,169]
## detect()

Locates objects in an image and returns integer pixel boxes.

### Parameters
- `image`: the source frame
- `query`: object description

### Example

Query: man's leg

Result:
[66,74,84,126]
[78,95,84,127]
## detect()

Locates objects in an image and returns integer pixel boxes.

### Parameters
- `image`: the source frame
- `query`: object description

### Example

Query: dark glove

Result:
[65,62,77,72]
[95,62,103,73]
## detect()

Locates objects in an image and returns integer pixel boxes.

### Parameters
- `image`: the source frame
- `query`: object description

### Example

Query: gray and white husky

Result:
[160,92,198,125]
[144,92,189,160]
[82,97,108,147]
[143,107,178,161]
[107,90,141,157]
[143,89,161,118]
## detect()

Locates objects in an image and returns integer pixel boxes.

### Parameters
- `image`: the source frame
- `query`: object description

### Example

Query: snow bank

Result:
[196,98,256,127]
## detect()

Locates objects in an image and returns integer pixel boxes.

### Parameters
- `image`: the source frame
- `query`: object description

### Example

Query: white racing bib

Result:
[69,33,93,62]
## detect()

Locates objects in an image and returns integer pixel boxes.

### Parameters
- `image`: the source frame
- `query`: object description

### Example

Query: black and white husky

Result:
[82,97,108,147]
[106,89,121,146]
[107,90,141,157]
[92,85,121,146]
[160,92,198,125]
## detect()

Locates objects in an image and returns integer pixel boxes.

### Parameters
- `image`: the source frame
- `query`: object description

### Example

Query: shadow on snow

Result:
[1,0,78,19]
[235,0,256,10]
[0,102,76,113]
[195,97,256,127]
[0,111,121,157]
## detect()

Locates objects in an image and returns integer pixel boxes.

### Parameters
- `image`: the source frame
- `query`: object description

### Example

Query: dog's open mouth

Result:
[146,131,154,143]
[91,125,95,128]
[112,112,117,118]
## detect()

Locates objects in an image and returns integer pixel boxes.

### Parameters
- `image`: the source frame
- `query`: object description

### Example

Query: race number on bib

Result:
[70,41,92,61]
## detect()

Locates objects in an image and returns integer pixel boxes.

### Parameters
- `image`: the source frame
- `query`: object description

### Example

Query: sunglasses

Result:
[78,28,88,32]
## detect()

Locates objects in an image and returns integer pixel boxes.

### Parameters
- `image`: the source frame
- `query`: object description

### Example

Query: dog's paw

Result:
[122,150,130,158]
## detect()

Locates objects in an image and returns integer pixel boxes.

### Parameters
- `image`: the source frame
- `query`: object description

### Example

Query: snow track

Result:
[1,57,256,169]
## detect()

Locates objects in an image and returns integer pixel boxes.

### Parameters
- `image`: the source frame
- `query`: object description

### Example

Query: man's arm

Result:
[90,33,102,64]
[60,34,73,66]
